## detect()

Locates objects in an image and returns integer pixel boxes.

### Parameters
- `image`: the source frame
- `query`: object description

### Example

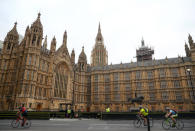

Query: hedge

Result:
[0,111,195,120]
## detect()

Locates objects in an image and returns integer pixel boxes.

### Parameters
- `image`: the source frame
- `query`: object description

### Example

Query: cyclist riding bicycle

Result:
[16,106,27,126]
[165,107,178,127]
[138,105,149,126]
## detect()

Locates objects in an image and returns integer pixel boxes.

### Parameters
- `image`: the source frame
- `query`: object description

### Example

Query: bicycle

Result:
[133,114,153,128]
[11,116,31,128]
[162,117,184,130]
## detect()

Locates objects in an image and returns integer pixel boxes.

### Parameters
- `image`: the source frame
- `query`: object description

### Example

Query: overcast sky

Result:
[0,0,195,64]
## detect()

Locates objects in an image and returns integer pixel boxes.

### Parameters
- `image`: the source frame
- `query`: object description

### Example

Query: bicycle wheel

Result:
[24,120,31,128]
[133,119,142,128]
[176,119,184,130]
[162,119,171,130]
[11,120,20,128]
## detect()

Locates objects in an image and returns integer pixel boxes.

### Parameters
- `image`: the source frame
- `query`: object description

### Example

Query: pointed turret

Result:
[186,35,195,61]
[63,30,67,46]
[7,22,19,37]
[185,42,191,57]
[30,13,43,47]
[79,46,87,63]
[91,23,108,66]
[71,49,75,66]
[50,36,56,53]
[78,46,87,71]
[188,34,194,49]
[98,22,101,33]
[31,12,43,29]
[95,22,104,44]
[43,35,47,49]
[3,22,19,51]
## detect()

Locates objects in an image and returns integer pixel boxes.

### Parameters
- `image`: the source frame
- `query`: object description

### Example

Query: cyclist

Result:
[138,105,149,126]
[17,106,27,126]
[165,107,178,127]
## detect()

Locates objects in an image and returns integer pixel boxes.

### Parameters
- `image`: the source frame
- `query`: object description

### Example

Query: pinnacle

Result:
[38,12,41,19]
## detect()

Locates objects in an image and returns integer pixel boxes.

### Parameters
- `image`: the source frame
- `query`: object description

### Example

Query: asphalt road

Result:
[0,118,195,131]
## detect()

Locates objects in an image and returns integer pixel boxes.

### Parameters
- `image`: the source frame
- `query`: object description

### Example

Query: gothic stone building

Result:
[0,13,195,112]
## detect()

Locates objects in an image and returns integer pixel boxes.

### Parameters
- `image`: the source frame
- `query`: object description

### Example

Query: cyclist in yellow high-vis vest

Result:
[138,105,149,126]
[106,107,110,112]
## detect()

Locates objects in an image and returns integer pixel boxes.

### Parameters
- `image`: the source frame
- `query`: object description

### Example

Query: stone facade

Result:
[0,14,73,111]
[0,13,195,112]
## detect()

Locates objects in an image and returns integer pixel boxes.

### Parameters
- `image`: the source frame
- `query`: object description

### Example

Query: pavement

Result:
[0,118,195,131]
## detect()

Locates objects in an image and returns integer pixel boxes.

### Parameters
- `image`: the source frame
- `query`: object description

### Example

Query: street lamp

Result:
[186,68,195,101]
[72,65,76,109]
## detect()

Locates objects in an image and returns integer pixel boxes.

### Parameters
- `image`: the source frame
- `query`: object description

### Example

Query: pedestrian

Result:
[71,109,74,118]
[67,108,71,118]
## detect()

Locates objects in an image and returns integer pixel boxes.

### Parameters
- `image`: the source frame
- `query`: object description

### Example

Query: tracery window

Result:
[174,80,180,88]
[148,82,154,90]
[114,73,119,81]
[159,69,166,78]
[54,63,69,98]
[171,68,179,77]
[136,71,141,80]
[124,72,130,80]
[147,71,153,79]
[32,35,36,45]
[136,82,142,90]
[160,81,167,89]
[162,92,169,100]
[104,74,110,82]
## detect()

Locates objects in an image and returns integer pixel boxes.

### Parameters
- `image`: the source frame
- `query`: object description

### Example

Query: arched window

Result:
[37,37,40,46]
[32,35,36,45]
[7,43,11,50]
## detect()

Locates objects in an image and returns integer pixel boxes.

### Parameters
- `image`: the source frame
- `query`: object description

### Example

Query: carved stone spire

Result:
[98,22,101,33]
[63,30,67,46]
[78,46,87,63]
[7,22,19,37]
[78,46,87,71]
[50,36,56,52]
[71,49,75,66]
[96,22,104,44]
[32,12,42,28]
[91,23,108,66]
[43,35,47,49]
[3,22,19,51]
[188,34,194,48]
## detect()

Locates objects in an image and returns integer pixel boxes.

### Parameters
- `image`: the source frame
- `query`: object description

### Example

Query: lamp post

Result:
[128,94,150,131]
[186,68,195,101]
[72,65,76,110]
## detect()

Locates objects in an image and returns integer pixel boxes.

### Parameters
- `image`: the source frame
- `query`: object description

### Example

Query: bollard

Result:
[147,116,150,131]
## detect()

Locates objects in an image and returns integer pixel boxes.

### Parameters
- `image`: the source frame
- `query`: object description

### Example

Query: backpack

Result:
[172,109,177,114]
[143,108,149,113]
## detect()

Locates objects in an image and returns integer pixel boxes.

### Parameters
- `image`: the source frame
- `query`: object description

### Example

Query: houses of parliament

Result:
[0,13,195,112]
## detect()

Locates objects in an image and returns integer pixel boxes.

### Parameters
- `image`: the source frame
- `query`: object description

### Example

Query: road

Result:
[0,118,195,131]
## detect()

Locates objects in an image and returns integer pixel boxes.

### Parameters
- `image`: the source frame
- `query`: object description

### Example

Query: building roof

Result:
[91,57,191,71]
